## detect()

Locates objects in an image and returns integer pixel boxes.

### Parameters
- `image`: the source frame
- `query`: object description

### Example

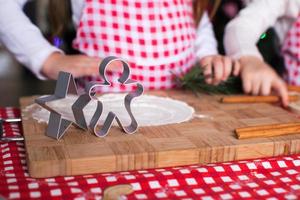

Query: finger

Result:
[79,58,101,76]
[273,79,289,107]
[199,56,211,68]
[87,57,101,67]
[203,63,213,84]
[201,57,213,84]
[251,78,261,95]
[243,76,252,94]
[261,78,271,96]
[233,60,241,76]
[222,57,232,81]
[84,65,100,76]
[212,58,223,85]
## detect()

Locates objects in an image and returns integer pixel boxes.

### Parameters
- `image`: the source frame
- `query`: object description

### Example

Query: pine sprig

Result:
[173,66,243,95]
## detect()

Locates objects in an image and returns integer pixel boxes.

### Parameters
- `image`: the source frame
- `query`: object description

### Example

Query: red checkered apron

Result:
[282,14,300,85]
[73,0,197,92]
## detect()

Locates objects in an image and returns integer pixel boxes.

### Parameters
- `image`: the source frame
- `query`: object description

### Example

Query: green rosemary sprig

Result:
[173,66,243,95]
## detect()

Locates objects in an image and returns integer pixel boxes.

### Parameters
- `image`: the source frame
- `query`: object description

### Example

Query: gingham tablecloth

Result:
[0,107,300,200]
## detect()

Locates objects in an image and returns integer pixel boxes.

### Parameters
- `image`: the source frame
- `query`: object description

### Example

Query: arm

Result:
[224,0,286,60]
[195,12,218,59]
[0,0,103,80]
[195,12,237,85]
[224,0,288,106]
[0,0,61,79]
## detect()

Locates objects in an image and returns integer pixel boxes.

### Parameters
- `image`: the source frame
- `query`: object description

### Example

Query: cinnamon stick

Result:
[235,122,300,139]
[287,85,300,92]
[221,95,299,103]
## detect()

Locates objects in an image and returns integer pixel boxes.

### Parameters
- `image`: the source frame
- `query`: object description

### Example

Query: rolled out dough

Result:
[26,94,195,127]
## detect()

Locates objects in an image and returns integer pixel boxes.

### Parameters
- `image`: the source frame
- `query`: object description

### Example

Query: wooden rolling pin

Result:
[221,94,299,103]
[235,122,300,139]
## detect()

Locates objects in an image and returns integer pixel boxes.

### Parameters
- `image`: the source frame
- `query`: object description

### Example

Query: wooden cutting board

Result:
[20,90,300,178]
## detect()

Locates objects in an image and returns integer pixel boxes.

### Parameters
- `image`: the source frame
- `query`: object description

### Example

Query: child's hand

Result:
[239,56,289,106]
[42,53,100,79]
[200,55,240,85]
[42,53,123,79]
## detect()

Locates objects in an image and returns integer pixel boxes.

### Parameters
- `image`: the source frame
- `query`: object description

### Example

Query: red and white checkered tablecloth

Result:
[0,107,300,200]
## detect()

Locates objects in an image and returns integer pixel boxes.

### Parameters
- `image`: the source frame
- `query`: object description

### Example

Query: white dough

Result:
[25,94,195,127]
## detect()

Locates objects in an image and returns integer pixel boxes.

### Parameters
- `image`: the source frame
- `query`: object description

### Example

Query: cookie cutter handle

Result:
[0,118,24,142]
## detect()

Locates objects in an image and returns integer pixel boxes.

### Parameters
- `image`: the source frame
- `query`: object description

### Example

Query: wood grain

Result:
[20,90,300,178]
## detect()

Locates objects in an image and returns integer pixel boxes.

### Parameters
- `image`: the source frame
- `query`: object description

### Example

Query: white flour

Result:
[25,94,195,127]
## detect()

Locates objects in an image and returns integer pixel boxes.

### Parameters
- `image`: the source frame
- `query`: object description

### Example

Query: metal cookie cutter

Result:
[0,118,24,142]
[73,56,144,137]
[35,72,79,139]
[35,56,143,140]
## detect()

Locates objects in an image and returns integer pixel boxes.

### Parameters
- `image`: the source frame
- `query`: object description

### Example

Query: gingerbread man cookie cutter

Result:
[73,56,144,137]
[35,56,143,139]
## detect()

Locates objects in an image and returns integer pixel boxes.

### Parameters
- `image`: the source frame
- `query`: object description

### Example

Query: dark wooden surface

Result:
[0,50,55,107]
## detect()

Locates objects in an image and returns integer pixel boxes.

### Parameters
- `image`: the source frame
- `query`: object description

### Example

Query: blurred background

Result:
[0,0,56,107]
[0,0,283,106]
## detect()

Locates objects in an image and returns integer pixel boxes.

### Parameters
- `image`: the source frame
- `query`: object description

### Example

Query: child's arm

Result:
[42,53,101,79]
[0,0,61,79]
[224,0,288,106]
[0,0,101,80]
[224,0,286,60]
[195,12,238,85]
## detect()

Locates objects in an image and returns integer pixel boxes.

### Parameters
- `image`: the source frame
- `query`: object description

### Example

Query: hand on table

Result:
[239,56,288,106]
[200,55,240,85]
[42,53,123,79]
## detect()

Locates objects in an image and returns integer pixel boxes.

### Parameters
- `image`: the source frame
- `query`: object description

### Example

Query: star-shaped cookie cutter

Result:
[35,72,80,139]
[35,56,143,139]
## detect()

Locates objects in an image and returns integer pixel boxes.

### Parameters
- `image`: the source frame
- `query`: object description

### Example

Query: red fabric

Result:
[1,107,300,200]
[282,14,300,86]
[73,0,196,92]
